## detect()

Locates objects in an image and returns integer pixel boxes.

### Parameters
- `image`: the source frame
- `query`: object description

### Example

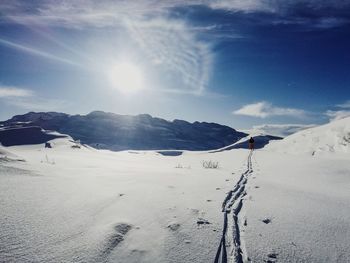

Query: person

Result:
[248,137,255,150]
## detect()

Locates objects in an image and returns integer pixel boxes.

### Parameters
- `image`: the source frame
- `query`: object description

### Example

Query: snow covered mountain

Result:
[0,111,249,151]
[0,126,67,147]
[267,117,350,155]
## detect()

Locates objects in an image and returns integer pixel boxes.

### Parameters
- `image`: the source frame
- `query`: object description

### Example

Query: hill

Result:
[266,117,350,155]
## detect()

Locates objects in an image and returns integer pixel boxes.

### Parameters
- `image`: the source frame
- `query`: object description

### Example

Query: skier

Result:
[248,137,255,150]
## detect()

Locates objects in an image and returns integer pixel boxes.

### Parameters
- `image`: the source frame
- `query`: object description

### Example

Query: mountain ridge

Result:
[0,111,251,151]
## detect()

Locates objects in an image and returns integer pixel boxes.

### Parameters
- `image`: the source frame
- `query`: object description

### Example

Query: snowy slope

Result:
[266,117,350,155]
[0,137,250,263]
[243,150,350,262]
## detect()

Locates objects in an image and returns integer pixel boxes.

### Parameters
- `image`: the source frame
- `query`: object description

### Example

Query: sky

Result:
[0,0,350,130]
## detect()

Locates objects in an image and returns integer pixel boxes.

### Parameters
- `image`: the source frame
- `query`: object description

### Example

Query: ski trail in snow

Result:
[214,150,253,263]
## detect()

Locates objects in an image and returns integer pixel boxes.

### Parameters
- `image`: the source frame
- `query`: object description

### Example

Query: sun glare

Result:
[108,62,144,94]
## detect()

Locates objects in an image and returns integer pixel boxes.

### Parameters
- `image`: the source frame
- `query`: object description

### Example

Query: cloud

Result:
[0,85,66,111]
[0,86,33,97]
[324,100,350,121]
[209,0,275,13]
[337,100,350,109]
[325,110,350,121]
[233,101,306,118]
[0,38,80,66]
[6,97,67,111]
[125,18,212,94]
[250,123,316,137]
[2,1,350,29]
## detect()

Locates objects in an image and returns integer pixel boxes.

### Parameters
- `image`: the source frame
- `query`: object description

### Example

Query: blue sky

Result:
[0,0,349,129]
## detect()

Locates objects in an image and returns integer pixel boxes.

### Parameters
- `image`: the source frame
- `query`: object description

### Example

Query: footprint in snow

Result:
[267,253,278,259]
[264,252,278,262]
[167,222,181,231]
[100,223,132,258]
[197,218,211,225]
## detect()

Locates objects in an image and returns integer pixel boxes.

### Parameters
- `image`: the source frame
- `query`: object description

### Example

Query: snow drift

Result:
[266,117,350,155]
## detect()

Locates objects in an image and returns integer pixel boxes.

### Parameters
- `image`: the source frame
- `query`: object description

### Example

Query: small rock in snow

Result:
[262,218,272,224]
[184,239,191,244]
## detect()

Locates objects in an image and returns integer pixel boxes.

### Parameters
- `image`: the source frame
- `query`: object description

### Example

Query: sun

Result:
[108,62,144,94]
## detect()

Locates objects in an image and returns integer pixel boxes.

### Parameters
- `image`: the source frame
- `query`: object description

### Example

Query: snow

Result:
[0,138,249,263]
[266,117,350,155]
[1,117,350,262]
[243,150,350,262]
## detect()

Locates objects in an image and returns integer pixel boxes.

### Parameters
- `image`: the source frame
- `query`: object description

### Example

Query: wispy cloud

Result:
[126,18,212,94]
[2,1,349,29]
[250,123,316,137]
[209,0,275,13]
[6,97,67,111]
[233,101,306,118]
[0,85,67,111]
[325,110,350,121]
[324,100,350,121]
[0,38,79,66]
[337,100,350,109]
[0,85,33,97]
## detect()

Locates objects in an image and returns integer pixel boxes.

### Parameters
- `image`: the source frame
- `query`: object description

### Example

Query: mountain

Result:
[0,126,66,147]
[266,117,350,155]
[0,111,249,151]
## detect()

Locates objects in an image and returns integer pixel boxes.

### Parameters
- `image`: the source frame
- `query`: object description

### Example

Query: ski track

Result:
[214,150,253,263]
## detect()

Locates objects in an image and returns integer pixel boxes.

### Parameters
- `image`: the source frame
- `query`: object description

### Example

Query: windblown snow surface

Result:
[1,117,350,262]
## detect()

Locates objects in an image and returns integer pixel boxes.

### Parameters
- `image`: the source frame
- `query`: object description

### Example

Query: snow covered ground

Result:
[0,139,249,263]
[243,150,350,262]
[0,117,349,262]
